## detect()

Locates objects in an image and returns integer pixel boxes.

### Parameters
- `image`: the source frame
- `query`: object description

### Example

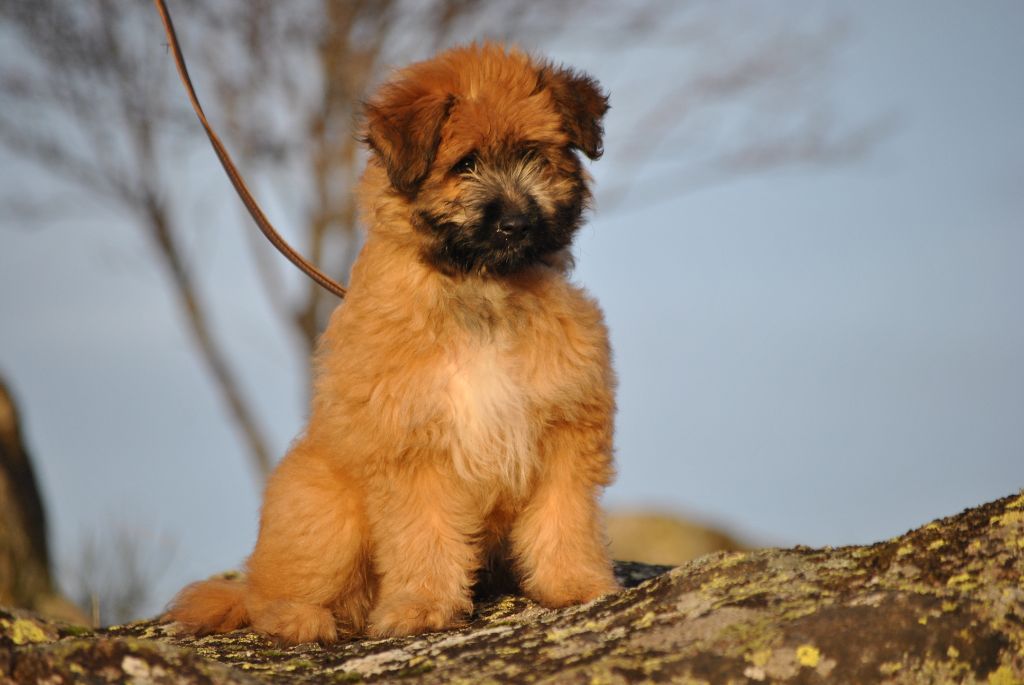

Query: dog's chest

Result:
[444,340,536,492]
[436,278,601,492]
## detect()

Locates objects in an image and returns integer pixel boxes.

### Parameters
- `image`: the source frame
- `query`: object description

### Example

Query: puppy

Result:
[167,43,619,643]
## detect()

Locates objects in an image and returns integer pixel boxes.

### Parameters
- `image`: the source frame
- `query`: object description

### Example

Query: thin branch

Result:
[0,0,276,481]
[140,191,274,479]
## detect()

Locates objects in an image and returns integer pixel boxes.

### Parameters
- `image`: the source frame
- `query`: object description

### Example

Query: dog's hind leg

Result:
[244,440,372,644]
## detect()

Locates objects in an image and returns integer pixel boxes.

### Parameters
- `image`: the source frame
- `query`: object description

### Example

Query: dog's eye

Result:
[451,152,478,175]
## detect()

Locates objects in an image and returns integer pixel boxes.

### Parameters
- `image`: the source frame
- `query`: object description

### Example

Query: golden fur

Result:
[167,43,619,643]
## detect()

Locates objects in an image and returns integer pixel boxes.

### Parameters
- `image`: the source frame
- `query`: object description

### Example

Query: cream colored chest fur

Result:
[444,340,536,493]
[441,291,601,494]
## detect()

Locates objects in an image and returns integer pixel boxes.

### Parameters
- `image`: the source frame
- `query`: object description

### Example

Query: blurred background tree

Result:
[0,0,885,621]
[0,0,881,482]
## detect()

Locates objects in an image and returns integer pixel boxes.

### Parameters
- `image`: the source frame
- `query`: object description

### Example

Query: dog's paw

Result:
[526,573,621,609]
[367,596,469,638]
[249,600,338,645]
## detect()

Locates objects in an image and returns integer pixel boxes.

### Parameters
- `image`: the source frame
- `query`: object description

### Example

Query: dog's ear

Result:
[363,87,455,196]
[539,65,609,160]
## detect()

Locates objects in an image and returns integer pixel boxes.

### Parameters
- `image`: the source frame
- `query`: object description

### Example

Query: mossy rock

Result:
[3,493,1023,684]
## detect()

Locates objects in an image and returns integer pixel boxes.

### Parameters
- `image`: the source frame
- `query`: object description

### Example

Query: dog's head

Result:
[363,43,608,276]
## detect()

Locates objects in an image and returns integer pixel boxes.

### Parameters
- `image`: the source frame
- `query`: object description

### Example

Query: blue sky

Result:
[1,2,1021,617]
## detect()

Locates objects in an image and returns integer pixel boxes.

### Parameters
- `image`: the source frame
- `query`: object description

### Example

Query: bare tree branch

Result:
[63,522,176,626]
[0,0,275,480]
[0,0,888,487]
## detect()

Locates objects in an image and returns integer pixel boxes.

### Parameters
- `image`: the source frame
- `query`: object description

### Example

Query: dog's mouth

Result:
[416,200,567,277]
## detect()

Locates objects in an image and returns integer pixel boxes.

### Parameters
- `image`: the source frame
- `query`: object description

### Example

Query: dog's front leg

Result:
[366,461,480,637]
[510,420,620,607]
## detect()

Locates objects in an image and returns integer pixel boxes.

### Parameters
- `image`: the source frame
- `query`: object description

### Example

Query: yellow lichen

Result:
[546,628,573,642]
[991,511,1024,526]
[634,611,656,630]
[795,644,820,668]
[896,544,914,557]
[747,649,772,668]
[700,575,731,591]
[10,619,47,645]
[928,539,946,551]
[879,661,903,675]
[947,573,975,588]
[716,552,748,569]
[988,665,1020,685]
[918,616,929,625]
[942,601,958,613]
[1005,492,1024,510]
[497,596,517,611]
[947,646,960,659]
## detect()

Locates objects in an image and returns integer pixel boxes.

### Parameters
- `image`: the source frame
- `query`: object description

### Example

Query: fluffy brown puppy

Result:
[167,43,619,643]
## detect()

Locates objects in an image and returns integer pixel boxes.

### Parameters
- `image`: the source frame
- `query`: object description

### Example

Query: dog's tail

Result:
[164,577,248,634]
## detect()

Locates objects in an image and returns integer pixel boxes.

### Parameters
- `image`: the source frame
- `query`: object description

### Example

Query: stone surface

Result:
[607,511,745,566]
[2,492,1023,684]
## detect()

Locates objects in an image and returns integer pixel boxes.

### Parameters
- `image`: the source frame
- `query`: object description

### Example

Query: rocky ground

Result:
[2,492,1023,684]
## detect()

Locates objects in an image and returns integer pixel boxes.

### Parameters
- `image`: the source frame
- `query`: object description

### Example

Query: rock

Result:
[0,378,53,611]
[2,492,1023,684]
[0,377,88,626]
[607,511,746,566]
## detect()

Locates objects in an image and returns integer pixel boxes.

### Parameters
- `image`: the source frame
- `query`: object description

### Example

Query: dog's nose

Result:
[496,212,529,236]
